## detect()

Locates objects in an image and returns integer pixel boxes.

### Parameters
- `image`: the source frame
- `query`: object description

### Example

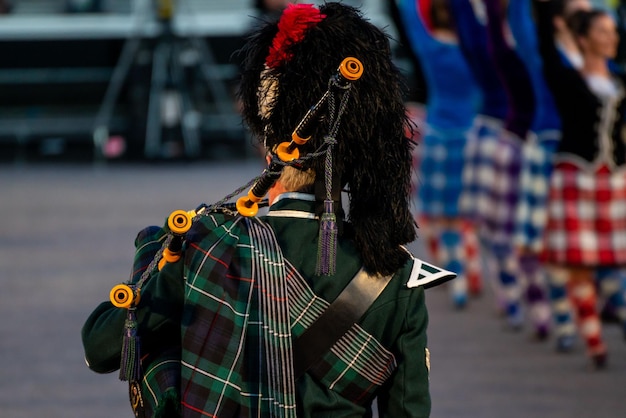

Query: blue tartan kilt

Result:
[481,130,525,251]
[459,115,504,221]
[415,126,470,218]
[514,130,560,252]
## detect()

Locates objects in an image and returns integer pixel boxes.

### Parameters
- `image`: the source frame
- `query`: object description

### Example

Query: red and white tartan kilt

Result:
[541,161,626,266]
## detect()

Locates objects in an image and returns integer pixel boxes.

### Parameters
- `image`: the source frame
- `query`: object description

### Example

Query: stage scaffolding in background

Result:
[0,0,253,162]
[0,0,397,163]
[93,0,253,161]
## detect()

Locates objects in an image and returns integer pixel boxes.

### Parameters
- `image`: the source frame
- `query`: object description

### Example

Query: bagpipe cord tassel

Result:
[315,86,351,276]
[315,134,338,276]
[117,242,167,382]
[316,195,338,275]
[119,306,142,382]
[120,235,181,414]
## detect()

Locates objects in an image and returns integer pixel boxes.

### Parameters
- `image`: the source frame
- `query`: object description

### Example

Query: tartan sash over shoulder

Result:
[181,214,297,417]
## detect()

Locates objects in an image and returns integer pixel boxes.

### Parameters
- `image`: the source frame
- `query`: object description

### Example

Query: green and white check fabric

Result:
[180,214,297,417]
[136,211,406,416]
[285,262,398,404]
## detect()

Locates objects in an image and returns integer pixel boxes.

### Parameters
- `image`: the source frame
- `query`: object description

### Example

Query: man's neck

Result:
[268,182,288,206]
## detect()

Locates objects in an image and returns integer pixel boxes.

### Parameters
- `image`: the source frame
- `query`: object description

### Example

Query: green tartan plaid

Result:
[129,211,404,416]
[180,214,297,417]
[130,226,167,284]
[127,226,180,417]
[141,348,181,417]
[284,263,397,405]
[120,225,180,417]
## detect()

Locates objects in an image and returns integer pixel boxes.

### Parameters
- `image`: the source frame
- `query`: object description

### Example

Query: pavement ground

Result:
[1,162,624,418]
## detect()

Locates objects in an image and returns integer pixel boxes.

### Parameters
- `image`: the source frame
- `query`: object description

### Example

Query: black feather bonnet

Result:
[237,2,417,276]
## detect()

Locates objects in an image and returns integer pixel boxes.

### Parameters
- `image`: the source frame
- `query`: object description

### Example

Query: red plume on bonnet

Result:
[265,3,326,68]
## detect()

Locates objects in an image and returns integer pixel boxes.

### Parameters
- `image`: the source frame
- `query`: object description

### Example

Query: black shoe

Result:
[591,351,608,370]
[533,324,550,341]
[600,303,619,324]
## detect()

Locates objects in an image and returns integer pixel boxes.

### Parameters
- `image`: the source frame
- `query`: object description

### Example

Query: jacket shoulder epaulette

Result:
[405,256,457,289]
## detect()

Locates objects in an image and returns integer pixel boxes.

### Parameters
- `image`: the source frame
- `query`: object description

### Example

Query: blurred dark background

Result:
[0,0,422,163]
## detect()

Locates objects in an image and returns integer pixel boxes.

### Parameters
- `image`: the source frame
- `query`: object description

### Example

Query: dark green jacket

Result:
[82,193,454,417]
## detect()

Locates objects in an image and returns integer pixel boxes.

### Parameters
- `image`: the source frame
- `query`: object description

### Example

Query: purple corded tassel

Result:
[119,308,141,382]
[316,199,338,275]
